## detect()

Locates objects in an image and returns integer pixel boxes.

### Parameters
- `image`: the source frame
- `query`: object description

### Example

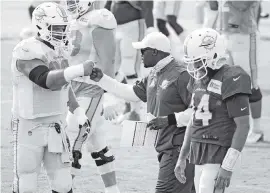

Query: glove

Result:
[146,27,158,35]
[249,87,262,103]
[82,60,95,76]
[90,67,104,82]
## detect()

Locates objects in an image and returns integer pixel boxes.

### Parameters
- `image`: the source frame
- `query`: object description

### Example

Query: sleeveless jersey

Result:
[68,8,117,98]
[188,65,251,147]
[12,37,70,119]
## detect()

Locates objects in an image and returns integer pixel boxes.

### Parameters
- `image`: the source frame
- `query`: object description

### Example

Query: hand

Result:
[90,67,104,82]
[103,104,119,121]
[83,60,95,76]
[147,116,168,130]
[174,159,187,184]
[214,167,232,191]
[249,87,262,103]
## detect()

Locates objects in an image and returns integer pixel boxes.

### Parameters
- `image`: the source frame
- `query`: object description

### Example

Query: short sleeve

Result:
[221,66,252,100]
[176,71,192,107]
[226,94,250,118]
[133,77,148,102]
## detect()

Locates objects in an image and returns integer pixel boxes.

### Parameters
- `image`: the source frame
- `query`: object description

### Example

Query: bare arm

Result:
[16,59,93,91]
[92,27,116,78]
[178,119,193,161]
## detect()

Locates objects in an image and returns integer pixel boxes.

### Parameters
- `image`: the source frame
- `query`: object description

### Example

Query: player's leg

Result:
[198,164,221,193]
[247,32,263,143]
[165,1,184,38]
[194,165,203,193]
[43,148,73,193]
[12,118,44,193]
[195,0,206,25]
[155,149,194,193]
[155,1,170,37]
[203,1,219,28]
[85,96,120,193]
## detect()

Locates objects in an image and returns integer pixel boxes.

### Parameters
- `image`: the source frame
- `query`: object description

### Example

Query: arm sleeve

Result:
[221,68,252,100]
[140,1,154,28]
[92,27,116,78]
[98,74,141,102]
[133,77,148,102]
[226,94,250,118]
[176,71,192,108]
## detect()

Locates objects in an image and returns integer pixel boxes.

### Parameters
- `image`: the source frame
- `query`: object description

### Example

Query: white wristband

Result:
[221,148,241,172]
[64,64,84,82]
[73,107,88,125]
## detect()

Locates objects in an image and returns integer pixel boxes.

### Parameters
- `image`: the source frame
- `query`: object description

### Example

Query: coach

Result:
[89,32,194,193]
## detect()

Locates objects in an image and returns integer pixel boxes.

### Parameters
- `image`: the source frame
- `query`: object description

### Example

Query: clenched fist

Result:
[90,67,104,82]
[82,60,95,76]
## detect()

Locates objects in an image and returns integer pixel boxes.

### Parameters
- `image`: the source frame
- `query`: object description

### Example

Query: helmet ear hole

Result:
[36,25,41,30]
[213,53,217,59]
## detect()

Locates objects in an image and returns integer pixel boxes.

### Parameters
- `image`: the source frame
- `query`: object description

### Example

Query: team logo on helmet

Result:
[34,7,47,23]
[199,35,217,51]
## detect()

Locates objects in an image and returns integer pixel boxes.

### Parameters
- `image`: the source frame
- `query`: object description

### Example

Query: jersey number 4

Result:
[70,30,82,56]
[191,94,212,126]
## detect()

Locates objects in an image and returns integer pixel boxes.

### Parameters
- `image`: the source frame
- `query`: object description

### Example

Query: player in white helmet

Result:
[11,2,94,193]
[174,28,251,193]
[64,1,120,193]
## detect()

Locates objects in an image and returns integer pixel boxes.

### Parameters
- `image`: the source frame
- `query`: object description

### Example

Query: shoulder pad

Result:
[82,9,117,29]
[221,65,251,100]
[13,37,44,61]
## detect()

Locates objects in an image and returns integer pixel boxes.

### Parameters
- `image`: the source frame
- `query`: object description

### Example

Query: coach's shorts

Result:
[156,148,194,193]
[154,1,181,20]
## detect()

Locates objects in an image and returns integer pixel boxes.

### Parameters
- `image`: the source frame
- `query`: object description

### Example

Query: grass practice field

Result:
[1,1,270,193]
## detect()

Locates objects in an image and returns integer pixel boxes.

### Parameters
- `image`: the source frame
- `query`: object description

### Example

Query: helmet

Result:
[66,0,96,19]
[183,28,227,80]
[32,2,69,48]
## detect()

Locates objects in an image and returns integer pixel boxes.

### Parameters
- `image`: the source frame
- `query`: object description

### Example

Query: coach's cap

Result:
[132,32,171,53]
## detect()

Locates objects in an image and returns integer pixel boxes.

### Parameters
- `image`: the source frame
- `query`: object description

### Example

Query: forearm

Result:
[178,120,193,161]
[231,115,250,151]
[98,74,141,102]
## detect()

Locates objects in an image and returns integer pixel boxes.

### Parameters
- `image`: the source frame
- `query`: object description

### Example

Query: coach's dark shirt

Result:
[133,57,191,152]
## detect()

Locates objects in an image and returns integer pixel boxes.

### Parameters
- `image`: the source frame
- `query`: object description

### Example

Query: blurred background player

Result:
[154,1,185,40]
[218,1,263,143]
[64,0,121,192]
[11,2,94,193]
[105,0,156,123]
[175,28,251,193]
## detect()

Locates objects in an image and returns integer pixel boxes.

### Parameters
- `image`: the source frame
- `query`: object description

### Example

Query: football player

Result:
[218,1,263,143]
[11,3,94,193]
[64,1,120,192]
[174,28,251,193]
[105,0,157,123]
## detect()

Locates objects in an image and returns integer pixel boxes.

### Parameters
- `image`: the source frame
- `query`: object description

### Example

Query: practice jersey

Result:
[68,8,117,98]
[188,65,251,147]
[12,37,70,119]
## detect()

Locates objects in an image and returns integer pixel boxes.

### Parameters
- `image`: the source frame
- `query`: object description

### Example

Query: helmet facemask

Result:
[49,24,69,48]
[66,0,92,19]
